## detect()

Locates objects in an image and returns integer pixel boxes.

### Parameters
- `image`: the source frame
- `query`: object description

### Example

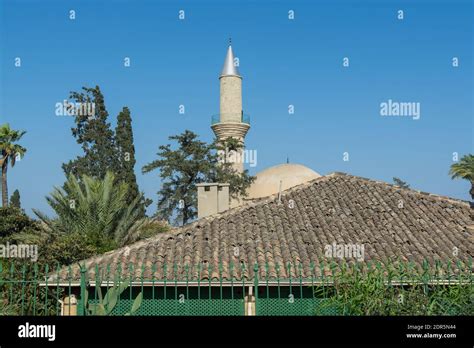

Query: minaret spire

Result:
[221,42,240,77]
[211,41,250,174]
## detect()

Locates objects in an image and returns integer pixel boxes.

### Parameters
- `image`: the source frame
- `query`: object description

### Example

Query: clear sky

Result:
[1,0,473,217]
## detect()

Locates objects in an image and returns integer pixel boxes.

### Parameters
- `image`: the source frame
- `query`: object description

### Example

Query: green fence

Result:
[83,288,246,316]
[1,259,472,316]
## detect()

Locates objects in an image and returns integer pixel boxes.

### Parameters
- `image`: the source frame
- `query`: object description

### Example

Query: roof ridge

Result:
[119,171,470,241]
[333,172,471,207]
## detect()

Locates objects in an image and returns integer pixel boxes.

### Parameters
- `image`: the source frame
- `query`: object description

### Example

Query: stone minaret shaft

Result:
[211,43,250,174]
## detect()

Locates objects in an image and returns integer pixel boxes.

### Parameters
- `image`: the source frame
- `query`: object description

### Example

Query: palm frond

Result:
[34,171,143,249]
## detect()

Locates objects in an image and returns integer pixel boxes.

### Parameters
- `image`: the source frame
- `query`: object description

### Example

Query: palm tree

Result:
[0,124,26,207]
[449,154,474,200]
[33,172,146,250]
[450,154,474,222]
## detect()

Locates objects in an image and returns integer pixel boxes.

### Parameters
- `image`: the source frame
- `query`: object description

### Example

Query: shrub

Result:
[122,218,170,244]
[0,207,38,239]
[315,261,474,315]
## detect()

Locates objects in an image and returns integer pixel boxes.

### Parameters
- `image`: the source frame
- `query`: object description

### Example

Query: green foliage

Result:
[142,130,213,225]
[142,130,255,225]
[115,107,148,217]
[0,261,64,316]
[62,86,120,179]
[0,207,39,239]
[1,202,106,266]
[9,189,21,209]
[62,88,148,215]
[38,232,101,266]
[392,177,410,189]
[315,261,474,315]
[0,124,26,207]
[0,179,163,268]
[449,153,474,200]
[0,207,96,265]
[85,281,143,316]
[0,298,19,315]
[211,137,255,199]
[33,172,146,256]
[126,218,170,241]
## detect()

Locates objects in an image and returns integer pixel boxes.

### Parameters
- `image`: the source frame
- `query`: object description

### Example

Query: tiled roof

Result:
[52,173,473,283]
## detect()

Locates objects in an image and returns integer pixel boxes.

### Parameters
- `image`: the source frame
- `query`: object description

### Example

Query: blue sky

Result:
[1,0,473,217]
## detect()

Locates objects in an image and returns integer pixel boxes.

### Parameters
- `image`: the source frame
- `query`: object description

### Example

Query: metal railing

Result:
[211,113,250,125]
[0,259,472,316]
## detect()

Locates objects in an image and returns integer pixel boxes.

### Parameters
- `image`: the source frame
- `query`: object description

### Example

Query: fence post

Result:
[78,265,86,316]
[20,264,26,315]
[254,263,258,316]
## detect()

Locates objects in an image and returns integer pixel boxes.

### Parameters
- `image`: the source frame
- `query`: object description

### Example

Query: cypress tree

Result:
[115,107,147,216]
[9,189,21,209]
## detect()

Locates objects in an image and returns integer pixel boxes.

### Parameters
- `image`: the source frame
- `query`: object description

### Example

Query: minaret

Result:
[211,40,250,174]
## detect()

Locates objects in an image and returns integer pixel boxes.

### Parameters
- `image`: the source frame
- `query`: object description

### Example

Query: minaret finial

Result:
[220,41,240,77]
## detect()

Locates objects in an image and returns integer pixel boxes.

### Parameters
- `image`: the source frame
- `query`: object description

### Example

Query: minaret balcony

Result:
[211,113,250,126]
[211,113,251,140]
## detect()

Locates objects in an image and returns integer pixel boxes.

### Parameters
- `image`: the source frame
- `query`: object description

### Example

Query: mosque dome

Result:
[246,163,322,200]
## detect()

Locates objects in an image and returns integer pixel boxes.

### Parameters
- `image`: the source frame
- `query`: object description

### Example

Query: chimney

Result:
[196,183,230,218]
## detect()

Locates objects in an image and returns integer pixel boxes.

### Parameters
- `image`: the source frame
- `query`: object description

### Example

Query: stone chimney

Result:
[196,183,230,218]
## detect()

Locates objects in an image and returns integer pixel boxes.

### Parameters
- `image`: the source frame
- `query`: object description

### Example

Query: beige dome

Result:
[246,163,322,200]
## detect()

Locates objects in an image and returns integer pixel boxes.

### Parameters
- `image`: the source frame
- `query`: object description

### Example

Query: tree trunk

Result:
[1,159,8,207]
[182,205,188,226]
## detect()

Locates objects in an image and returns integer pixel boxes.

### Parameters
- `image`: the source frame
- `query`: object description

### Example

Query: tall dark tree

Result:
[142,130,254,225]
[142,130,212,225]
[62,86,120,179]
[115,107,148,217]
[9,189,21,209]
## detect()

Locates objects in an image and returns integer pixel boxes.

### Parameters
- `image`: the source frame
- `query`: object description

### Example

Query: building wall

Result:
[219,76,242,122]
